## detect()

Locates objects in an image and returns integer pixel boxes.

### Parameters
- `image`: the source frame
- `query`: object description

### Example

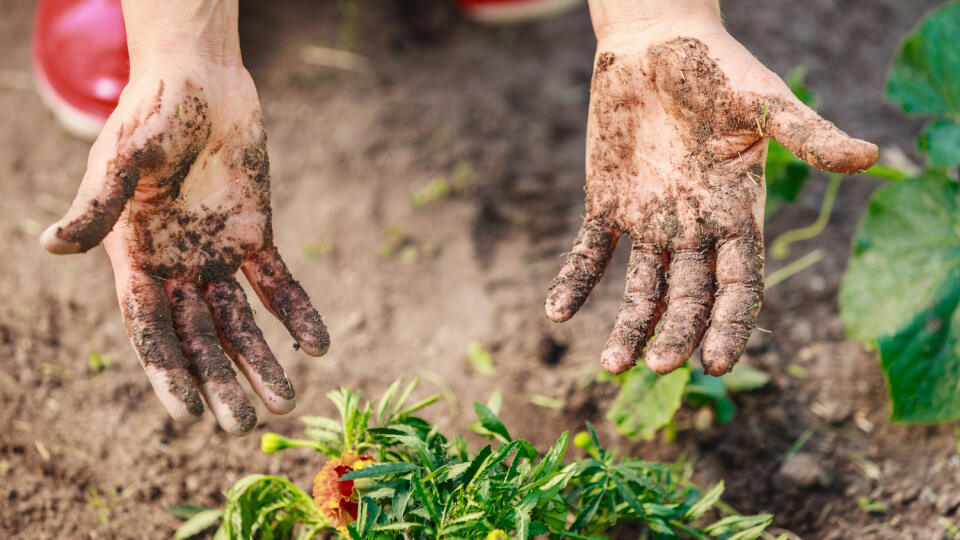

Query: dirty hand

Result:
[40,1,329,436]
[546,0,878,376]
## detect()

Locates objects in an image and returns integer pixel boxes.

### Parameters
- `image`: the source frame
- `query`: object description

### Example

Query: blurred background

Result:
[1,0,957,538]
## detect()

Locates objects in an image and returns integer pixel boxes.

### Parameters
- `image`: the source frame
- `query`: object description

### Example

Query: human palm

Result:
[547,30,878,376]
[42,64,329,436]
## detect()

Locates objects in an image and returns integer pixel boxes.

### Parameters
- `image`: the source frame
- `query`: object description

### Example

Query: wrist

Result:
[588,0,722,42]
[121,0,242,70]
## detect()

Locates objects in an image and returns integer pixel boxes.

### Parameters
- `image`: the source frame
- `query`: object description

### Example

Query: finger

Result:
[42,87,210,254]
[205,279,296,414]
[644,250,715,374]
[545,218,619,322]
[40,143,148,254]
[242,245,330,356]
[166,280,258,436]
[119,272,204,425]
[765,95,878,173]
[599,242,666,374]
[701,236,764,376]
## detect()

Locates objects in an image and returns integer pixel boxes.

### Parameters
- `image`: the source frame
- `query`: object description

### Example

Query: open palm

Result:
[42,64,329,436]
[546,31,877,376]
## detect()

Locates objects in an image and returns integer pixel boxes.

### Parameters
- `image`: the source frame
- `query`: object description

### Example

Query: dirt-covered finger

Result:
[701,236,764,376]
[166,280,258,436]
[242,245,330,356]
[119,272,204,424]
[40,147,146,254]
[546,218,619,323]
[766,96,878,173]
[204,279,295,414]
[41,85,211,254]
[600,242,666,374]
[644,250,715,374]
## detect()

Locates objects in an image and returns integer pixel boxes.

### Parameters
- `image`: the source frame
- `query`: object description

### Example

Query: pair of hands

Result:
[41,11,877,436]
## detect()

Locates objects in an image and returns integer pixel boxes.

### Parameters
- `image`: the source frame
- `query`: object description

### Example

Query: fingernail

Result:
[40,224,82,254]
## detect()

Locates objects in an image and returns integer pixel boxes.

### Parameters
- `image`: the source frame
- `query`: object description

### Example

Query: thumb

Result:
[764,92,878,174]
[40,139,145,254]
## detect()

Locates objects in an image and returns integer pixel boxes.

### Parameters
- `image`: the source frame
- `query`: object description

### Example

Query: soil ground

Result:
[2,0,959,538]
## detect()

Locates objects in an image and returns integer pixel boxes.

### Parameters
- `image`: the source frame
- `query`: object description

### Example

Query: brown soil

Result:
[1,1,958,539]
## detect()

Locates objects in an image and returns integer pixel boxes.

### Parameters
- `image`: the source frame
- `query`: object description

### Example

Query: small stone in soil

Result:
[778,453,832,488]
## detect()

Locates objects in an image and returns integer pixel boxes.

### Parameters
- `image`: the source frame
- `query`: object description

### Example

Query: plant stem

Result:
[770,174,842,259]
[765,249,824,291]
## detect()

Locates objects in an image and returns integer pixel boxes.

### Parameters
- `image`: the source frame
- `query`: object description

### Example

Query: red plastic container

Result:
[32,0,129,139]
[456,0,582,23]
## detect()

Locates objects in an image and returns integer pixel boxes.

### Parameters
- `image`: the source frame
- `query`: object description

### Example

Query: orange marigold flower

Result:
[313,451,375,531]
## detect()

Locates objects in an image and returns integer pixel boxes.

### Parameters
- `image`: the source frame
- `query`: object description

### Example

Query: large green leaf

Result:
[878,278,960,422]
[840,172,960,340]
[607,364,690,439]
[840,172,960,422]
[887,2,960,117]
[887,2,960,170]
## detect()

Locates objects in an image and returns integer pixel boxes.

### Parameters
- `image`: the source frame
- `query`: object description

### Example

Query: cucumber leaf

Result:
[887,2,960,168]
[887,2,960,117]
[840,172,960,422]
[919,119,960,168]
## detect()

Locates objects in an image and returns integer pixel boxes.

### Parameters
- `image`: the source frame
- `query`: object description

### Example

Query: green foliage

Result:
[919,119,960,168]
[174,380,772,539]
[857,497,888,515]
[841,172,960,422]
[608,363,770,439]
[764,67,817,216]
[88,351,112,373]
[466,341,495,375]
[840,3,960,423]
[607,364,690,440]
[887,1,960,167]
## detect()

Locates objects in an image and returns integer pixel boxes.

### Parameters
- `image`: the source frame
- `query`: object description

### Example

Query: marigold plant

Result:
[172,378,781,539]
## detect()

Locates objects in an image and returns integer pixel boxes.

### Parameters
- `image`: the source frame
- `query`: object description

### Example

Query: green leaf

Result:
[878,278,960,422]
[841,172,960,422]
[684,481,723,520]
[704,514,774,536]
[765,139,811,216]
[569,489,603,531]
[887,2,960,117]
[376,379,402,425]
[841,172,960,341]
[785,66,818,108]
[299,416,342,431]
[607,364,690,440]
[467,341,495,375]
[166,504,208,520]
[722,363,770,392]
[727,522,773,540]
[474,402,511,442]
[919,119,960,168]
[515,507,531,540]
[174,509,223,539]
[685,370,726,405]
[714,397,737,425]
[339,462,419,480]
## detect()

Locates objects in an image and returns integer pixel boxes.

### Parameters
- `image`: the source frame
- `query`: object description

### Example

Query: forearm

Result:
[587,0,721,40]
[121,0,241,69]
